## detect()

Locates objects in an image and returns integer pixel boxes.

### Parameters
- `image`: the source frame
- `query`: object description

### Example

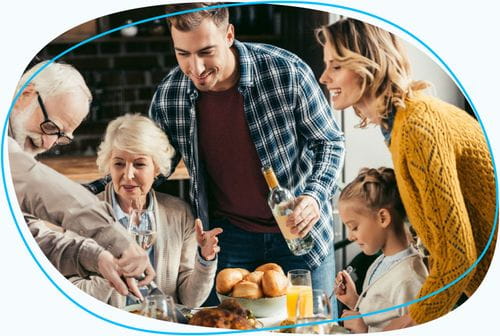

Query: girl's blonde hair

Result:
[316,18,429,127]
[96,114,175,176]
[340,167,406,226]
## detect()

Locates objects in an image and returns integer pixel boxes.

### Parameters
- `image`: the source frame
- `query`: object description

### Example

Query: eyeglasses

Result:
[37,92,73,145]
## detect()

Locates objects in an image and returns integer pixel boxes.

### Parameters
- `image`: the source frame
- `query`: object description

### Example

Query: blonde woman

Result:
[71,114,222,308]
[316,18,496,330]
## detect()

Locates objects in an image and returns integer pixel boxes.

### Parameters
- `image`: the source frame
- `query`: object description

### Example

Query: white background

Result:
[1,0,499,335]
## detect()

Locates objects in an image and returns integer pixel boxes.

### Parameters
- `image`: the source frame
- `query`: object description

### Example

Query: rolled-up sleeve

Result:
[25,214,104,277]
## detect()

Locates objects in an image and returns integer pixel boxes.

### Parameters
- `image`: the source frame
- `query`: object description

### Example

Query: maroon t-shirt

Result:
[197,86,279,233]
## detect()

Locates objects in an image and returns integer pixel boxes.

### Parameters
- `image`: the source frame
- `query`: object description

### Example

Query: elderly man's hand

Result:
[97,250,128,296]
[287,195,320,237]
[116,242,152,278]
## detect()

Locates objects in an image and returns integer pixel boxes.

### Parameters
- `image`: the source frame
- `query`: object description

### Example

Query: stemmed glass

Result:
[143,294,178,322]
[128,208,157,250]
[126,206,157,306]
[294,289,333,334]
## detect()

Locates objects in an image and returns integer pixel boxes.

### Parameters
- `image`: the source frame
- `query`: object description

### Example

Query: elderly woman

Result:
[70,114,222,308]
[316,18,496,330]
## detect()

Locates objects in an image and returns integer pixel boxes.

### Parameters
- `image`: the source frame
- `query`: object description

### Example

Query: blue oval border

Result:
[2,1,498,334]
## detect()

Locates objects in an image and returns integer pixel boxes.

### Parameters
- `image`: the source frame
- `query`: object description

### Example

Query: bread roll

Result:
[262,270,288,297]
[243,271,264,285]
[255,262,284,275]
[235,268,250,277]
[232,280,263,299]
[216,268,245,294]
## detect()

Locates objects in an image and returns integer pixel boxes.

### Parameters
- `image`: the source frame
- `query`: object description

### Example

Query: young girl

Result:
[335,167,428,333]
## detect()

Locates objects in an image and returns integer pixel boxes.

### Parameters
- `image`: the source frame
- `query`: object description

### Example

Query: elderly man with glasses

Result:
[8,61,155,300]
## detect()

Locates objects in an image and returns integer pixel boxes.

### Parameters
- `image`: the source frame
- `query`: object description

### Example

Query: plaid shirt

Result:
[150,41,344,268]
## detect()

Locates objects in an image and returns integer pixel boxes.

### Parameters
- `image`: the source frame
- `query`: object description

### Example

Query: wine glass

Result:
[295,289,333,334]
[127,208,159,304]
[128,209,156,250]
[286,269,313,321]
[142,294,177,322]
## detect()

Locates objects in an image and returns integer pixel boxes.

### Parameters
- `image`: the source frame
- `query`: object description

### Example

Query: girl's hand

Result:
[334,270,358,309]
[342,310,368,333]
[195,219,223,261]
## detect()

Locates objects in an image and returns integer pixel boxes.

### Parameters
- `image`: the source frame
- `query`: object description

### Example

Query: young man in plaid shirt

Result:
[150,3,345,310]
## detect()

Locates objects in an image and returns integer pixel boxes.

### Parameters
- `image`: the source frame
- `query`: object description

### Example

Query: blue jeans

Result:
[204,218,337,319]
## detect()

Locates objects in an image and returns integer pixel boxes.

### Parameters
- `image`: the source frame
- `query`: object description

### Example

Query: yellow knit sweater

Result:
[389,94,497,324]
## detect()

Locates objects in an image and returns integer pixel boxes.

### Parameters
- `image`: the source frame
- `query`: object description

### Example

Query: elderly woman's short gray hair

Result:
[96,114,175,176]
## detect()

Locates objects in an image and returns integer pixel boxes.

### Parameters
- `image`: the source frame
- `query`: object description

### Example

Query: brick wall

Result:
[32,4,324,157]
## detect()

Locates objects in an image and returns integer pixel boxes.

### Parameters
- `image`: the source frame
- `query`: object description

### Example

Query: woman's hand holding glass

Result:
[194,219,223,261]
[334,270,358,310]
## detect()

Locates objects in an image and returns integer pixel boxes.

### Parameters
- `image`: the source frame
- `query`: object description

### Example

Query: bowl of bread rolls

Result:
[216,263,288,317]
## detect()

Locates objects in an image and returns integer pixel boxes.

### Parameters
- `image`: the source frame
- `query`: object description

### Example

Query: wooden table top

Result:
[39,156,189,183]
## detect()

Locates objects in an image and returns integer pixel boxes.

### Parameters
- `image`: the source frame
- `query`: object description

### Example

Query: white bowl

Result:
[217,293,286,318]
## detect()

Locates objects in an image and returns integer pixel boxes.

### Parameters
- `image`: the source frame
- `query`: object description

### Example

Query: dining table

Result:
[123,303,346,333]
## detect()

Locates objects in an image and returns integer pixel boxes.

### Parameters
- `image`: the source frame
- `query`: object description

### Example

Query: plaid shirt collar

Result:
[235,40,255,88]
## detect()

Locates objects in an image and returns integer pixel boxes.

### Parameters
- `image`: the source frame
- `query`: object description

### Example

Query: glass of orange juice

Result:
[286,269,313,321]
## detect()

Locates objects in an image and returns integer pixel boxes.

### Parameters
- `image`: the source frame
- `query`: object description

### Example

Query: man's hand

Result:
[97,250,128,296]
[342,310,368,334]
[125,277,144,301]
[195,219,223,261]
[97,250,148,299]
[137,262,155,287]
[287,195,320,237]
[117,242,153,278]
[382,313,416,331]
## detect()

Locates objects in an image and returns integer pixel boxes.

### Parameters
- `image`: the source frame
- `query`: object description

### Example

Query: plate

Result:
[124,303,143,315]
[124,303,188,323]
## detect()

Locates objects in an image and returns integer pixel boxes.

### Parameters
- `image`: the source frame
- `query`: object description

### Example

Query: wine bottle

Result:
[262,166,314,256]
